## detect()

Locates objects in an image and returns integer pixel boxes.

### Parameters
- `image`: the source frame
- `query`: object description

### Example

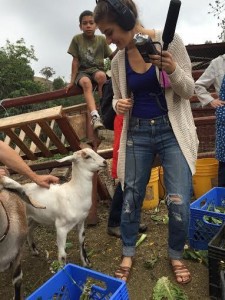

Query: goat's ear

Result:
[81,150,89,159]
[56,155,74,163]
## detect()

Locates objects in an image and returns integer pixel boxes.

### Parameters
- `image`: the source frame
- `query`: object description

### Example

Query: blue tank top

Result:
[125,53,168,119]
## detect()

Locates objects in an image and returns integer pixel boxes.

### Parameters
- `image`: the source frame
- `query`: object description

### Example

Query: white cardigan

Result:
[195,54,225,106]
[111,30,199,187]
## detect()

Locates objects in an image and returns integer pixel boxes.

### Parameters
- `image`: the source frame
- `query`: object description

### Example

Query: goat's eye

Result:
[84,155,90,159]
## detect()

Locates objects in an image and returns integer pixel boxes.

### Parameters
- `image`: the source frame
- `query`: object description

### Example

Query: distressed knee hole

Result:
[167,194,182,205]
[127,139,133,147]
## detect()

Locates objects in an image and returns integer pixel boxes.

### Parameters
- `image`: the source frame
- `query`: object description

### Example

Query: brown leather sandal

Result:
[114,266,131,282]
[172,263,192,284]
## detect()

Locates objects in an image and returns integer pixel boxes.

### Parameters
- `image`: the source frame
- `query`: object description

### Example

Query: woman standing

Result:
[195,54,225,186]
[94,0,198,284]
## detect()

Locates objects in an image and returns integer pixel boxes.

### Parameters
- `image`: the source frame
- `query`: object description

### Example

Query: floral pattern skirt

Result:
[216,106,225,162]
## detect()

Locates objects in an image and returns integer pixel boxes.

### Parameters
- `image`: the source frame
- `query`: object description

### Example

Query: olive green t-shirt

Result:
[67,33,112,73]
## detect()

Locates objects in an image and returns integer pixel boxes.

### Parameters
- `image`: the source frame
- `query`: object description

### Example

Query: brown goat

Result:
[0,190,27,300]
[0,173,45,300]
[0,175,45,300]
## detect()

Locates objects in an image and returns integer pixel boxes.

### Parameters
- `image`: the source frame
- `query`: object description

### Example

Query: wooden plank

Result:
[63,103,87,114]
[3,135,11,146]
[0,106,63,129]
[38,121,68,154]
[61,134,65,144]
[194,116,215,126]
[67,114,87,140]
[14,129,26,155]
[97,148,113,160]
[20,125,52,157]
[9,158,72,173]
[3,128,37,160]
[97,175,111,201]
[1,86,83,109]
[56,115,81,151]
[198,151,215,158]
[30,123,42,153]
[3,128,24,154]
[45,120,55,149]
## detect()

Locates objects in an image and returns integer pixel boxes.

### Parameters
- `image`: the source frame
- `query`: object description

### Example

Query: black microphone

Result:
[162,0,181,50]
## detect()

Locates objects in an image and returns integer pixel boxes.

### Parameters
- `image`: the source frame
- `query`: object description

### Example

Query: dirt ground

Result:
[0,189,210,300]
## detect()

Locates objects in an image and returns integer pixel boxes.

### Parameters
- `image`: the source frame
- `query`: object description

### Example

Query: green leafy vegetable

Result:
[183,248,208,266]
[152,276,188,300]
[151,214,169,223]
[65,242,73,249]
[79,279,93,300]
[136,233,147,247]
[144,255,158,270]
[49,260,63,274]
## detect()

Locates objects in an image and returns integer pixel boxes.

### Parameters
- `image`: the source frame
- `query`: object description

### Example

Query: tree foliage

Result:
[209,0,225,40]
[0,39,84,120]
[40,66,56,80]
[52,77,66,90]
[0,38,45,100]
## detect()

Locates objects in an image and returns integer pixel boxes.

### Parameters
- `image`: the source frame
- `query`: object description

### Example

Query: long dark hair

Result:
[94,0,138,25]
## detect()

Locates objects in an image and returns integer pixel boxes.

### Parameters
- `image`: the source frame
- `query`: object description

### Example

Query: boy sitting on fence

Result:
[66,10,113,130]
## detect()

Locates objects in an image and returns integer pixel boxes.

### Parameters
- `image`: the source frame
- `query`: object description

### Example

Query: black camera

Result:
[133,33,158,63]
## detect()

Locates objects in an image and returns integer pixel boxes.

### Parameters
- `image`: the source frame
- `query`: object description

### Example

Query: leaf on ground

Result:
[183,248,208,267]
[65,242,73,249]
[144,257,158,269]
[151,215,162,222]
[49,260,63,274]
[152,276,188,300]
[136,233,147,247]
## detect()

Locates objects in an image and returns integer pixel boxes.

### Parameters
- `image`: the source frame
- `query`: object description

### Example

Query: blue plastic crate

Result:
[26,263,129,300]
[189,187,225,250]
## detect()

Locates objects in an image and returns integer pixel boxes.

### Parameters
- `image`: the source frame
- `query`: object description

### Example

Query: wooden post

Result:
[86,114,101,225]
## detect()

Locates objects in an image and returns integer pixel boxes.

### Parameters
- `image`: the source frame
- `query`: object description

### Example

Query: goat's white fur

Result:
[1,148,106,267]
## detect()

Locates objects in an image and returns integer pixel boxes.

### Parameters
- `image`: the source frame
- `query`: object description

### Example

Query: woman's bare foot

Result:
[114,256,133,282]
[171,259,192,284]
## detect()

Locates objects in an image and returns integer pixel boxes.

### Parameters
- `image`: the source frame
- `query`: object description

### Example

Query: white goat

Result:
[0,179,44,300]
[1,148,107,267]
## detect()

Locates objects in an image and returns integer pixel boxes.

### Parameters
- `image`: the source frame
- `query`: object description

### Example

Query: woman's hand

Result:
[210,98,225,108]
[116,98,133,114]
[149,50,176,74]
[31,174,59,189]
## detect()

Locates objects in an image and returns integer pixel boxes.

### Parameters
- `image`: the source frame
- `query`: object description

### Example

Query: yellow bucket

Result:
[192,158,218,199]
[142,167,159,210]
[158,167,166,199]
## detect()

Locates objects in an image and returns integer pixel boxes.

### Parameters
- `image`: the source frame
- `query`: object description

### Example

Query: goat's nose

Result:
[103,160,107,166]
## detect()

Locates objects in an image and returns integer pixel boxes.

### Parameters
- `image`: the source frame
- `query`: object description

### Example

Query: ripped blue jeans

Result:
[121,115,192,259]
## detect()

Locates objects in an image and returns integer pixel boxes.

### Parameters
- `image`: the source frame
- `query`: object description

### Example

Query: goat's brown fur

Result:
[0,190,28,300]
